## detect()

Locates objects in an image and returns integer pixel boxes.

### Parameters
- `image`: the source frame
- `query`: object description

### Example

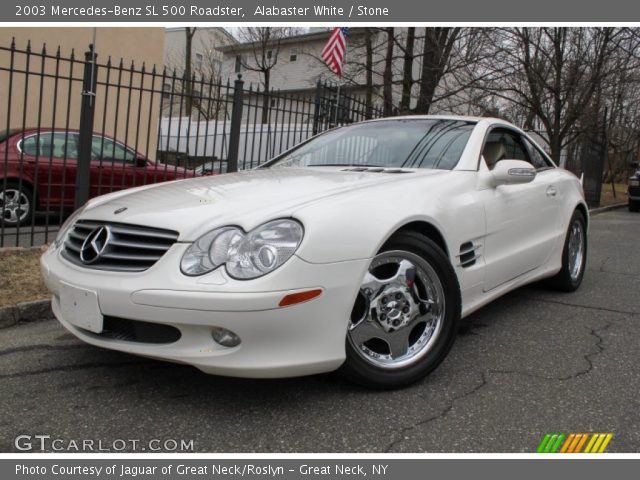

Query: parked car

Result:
[628,161,640,212]
[41,116,588,388]
[0,128,193,226]
[194,159,228,176]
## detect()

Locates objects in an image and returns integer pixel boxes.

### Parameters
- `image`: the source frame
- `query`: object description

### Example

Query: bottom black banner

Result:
[2,459,637,480]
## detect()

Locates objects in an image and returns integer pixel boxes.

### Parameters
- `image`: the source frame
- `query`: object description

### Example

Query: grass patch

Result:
[600,182,628,207]
[0,248,49,307]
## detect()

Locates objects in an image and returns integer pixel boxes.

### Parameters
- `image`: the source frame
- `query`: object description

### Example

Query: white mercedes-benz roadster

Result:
[41,116,588,388]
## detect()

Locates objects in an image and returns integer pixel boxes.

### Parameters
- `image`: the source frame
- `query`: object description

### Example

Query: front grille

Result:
[83,316,181,344]
[62,220,179,272]
[629,185,640,197]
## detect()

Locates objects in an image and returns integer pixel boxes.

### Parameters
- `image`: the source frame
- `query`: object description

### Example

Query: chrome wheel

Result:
[568,219,585,281]
[348,250,445,370]
[0,188,31,225]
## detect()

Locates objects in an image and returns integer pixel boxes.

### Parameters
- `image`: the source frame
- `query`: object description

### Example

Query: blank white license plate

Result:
[59,282,103,333]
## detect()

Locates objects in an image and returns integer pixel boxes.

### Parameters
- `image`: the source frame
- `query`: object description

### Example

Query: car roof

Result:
[0,128,23,143]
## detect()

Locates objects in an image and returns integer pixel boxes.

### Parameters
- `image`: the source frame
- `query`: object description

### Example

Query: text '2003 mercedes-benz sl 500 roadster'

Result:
[41,116,588,388]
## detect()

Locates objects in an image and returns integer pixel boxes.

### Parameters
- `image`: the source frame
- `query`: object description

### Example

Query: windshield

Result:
[267,119,475,170]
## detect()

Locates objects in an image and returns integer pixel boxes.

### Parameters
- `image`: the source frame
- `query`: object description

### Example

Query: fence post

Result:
[227,74,244,173]
[312,79,322,135]
[75,44,97,209]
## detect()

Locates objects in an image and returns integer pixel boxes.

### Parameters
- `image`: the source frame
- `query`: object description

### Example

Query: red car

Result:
[0,128,193,226]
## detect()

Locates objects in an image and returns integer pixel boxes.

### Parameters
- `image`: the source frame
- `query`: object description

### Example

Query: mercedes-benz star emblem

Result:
[79,226,111,264]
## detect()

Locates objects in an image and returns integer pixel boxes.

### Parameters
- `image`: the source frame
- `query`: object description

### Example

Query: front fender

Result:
[291,172,482,266]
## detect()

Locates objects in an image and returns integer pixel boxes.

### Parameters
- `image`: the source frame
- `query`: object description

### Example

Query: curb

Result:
[588,202,628,216]
[0,299,53,329]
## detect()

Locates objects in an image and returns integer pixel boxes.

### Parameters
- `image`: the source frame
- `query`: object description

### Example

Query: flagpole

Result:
[321,27,348,127]
[334,83,340,126]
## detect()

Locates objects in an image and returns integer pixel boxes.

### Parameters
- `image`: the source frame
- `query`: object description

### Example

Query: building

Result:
[162,27,237,120]
[0,28,165,159]
[218,28,372,98]
[164,27,236,78]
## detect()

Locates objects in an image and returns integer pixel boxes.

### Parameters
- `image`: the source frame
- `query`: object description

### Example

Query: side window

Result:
[482,129,530,170]
[20,136,38,156]
[20,133,78,159]
[92,136,135,163]
[522,136,553,170]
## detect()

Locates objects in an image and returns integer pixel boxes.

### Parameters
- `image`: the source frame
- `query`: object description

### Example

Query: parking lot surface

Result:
[0,209,638,453]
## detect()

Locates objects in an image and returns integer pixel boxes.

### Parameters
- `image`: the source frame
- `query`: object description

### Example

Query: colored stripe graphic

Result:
[574,433,589,452]
[549,434,565,453]
[560,433,575,453]
[537,433,565,453]
[537,434,553,453]
[538,433,613,453]
[597,434,613,453]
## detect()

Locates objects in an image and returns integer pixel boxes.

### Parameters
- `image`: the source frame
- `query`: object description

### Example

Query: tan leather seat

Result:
[483,141,506,170]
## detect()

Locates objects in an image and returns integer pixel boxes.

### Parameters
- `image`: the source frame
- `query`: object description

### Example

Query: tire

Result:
[546,209,587,292]
[340,231,461,389]
[629,200,639,212]
[0,180,34,228]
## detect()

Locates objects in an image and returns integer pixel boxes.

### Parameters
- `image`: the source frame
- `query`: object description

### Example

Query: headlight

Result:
[180,219,304,279]
[53,205,87,248]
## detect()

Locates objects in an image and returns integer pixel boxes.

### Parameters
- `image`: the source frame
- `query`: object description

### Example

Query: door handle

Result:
[546,186,557,197]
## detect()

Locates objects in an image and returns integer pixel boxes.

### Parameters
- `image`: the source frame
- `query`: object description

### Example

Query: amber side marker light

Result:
[279,289,323,307]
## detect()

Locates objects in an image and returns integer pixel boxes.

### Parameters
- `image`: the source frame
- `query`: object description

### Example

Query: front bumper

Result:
[41,243,369,378]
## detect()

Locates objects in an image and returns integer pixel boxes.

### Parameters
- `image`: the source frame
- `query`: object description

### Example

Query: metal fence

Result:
[0,40,384,247]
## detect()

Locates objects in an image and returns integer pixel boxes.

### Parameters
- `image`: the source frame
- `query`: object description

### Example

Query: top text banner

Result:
[4,0,640,22]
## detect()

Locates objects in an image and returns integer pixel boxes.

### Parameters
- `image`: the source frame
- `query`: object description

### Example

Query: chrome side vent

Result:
[458,241,480,268]
[62,220,179,272]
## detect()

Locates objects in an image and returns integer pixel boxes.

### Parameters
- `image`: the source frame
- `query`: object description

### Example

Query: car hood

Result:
[82,167,445,240]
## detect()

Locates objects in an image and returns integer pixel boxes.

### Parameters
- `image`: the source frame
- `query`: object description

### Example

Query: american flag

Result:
[321,27,348,77]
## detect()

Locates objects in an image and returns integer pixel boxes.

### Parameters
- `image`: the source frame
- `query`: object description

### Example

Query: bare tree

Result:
[477,27,627,164]
[164,28,228,121]
[184,27,197,117]
[414,28,462,113]
[382,28,395,116]
[237,27,303,122]
[364,28,374,118]
[399,27,415,114]
[309,28,491,116]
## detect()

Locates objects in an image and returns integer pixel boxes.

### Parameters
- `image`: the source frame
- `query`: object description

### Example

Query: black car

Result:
[629,161,640,212]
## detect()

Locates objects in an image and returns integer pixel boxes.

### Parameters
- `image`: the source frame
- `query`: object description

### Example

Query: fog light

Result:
[211,327,241,347]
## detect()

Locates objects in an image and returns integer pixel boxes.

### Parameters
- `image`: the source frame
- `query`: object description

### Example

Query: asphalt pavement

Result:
[0,209,638,453]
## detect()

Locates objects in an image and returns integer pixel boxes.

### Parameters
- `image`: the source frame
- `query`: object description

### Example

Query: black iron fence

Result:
[0,40,384,247]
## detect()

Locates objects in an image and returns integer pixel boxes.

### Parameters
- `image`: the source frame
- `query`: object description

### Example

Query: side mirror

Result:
[491,159,536,186]
[135,156,148,168]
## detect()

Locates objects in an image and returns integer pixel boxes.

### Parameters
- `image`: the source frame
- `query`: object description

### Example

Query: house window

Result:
[194,53,203,71]
[289,49,298,62]
[162,83,172,99]
[266,50,273,60]
[234,55,243,73]
[270,98,277,107]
